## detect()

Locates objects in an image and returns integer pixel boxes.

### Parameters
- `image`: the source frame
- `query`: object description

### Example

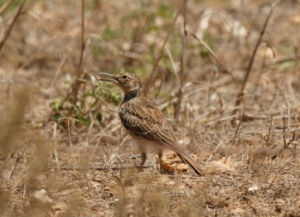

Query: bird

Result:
[97,72,203,176]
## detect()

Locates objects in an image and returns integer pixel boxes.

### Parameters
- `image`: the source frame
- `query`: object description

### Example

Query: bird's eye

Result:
[122,74,128,79]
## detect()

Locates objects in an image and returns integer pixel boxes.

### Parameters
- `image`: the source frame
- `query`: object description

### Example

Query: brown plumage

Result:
[97,72,203,176]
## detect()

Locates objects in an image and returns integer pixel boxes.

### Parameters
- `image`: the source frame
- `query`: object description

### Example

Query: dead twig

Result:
[57,163,152,171]
[206,140,224,162]
[0,0,14,16]
[144,0,185,94]
[273,56,300,65]
[0,0,26,53]
[282,117,296,149]
[231,110,243,146]
[174,0,188,120]
[50,53,66,87]
[267,156,294,188]
[272,116,296,159]
[61,0,86,114]
[190,33,236,82]
[234,2,278,114]
[264,115,273,146]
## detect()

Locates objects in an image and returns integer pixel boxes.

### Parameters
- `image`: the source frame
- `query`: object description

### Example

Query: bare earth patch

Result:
[0,0,300,216]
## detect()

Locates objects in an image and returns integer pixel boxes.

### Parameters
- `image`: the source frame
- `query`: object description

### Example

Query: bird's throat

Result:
[122,91,138,103]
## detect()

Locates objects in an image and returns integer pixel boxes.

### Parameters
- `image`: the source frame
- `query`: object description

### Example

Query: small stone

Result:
[103,186,111,192]
[161,150,188,173]
[100,136,118,145]
[231,207,245,215]
[33,189,53,204]
[291,15,300,25]
[176,163,189,172]
[248,184,259,193]
[168,181,175,185]
[204,157,235,175]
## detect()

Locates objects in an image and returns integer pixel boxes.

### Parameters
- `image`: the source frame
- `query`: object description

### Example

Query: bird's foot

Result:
[130,153,147,172]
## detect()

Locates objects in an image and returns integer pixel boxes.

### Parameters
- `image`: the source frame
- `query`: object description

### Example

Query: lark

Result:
[97,72,203,176]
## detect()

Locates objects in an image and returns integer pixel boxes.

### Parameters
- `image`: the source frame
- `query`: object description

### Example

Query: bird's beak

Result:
[97,72,118,83]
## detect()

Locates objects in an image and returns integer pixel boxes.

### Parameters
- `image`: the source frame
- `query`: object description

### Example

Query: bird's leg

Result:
[139,152,147,169]
[157,151,164,173]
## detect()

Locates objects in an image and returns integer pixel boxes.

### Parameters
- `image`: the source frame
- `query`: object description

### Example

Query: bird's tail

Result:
[177,151,204,176]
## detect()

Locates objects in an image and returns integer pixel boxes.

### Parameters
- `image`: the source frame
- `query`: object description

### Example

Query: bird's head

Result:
[97,72,142,95]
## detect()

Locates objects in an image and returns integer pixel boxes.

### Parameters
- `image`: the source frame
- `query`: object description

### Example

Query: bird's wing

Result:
[119,98,176,146]
[119,98,204,176]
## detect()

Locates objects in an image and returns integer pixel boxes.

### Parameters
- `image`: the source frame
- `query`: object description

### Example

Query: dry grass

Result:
[0,0,300,216]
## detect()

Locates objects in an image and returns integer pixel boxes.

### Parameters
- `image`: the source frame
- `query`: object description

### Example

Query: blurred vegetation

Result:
[0,0,22,12]
[51,81,122,127]
[0,0,299,216]
[50,2,187,128]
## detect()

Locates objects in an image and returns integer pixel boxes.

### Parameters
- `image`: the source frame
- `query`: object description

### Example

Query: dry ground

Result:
[0,0,300,216]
